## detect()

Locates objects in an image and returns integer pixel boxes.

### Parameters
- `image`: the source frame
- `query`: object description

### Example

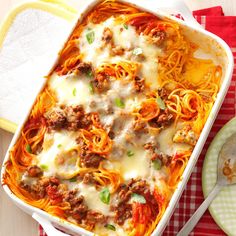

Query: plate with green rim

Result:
[202,117,236,236]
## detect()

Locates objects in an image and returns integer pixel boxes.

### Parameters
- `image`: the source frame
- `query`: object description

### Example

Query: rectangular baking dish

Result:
[1,0,234,235]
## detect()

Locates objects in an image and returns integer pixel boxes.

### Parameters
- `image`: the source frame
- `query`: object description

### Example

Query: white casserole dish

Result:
[1,0,234,235]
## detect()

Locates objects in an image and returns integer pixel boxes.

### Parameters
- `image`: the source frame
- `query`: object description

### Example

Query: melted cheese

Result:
[156,124,191,156]
[21,173,37,186]
[121,148,150,180]
[37,131,78,177]
[79,17,162,89]
[106,147,150,181]
[94,224,126,236]
[77,183,111,216]
[44,14,196,233]
[49,72,91,106]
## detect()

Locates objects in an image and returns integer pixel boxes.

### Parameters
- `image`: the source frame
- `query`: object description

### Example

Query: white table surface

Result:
[0,0,236,236]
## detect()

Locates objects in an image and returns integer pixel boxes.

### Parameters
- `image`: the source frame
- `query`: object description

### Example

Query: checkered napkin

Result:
[39,6,236,236]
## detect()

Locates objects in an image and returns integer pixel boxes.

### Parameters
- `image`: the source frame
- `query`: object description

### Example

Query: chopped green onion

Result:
[26,144,32,153]
[131,193,146,204]
[40,164,48,171]
[152,159,162,170]
[100,187,110,204]
[133,47,143,56]
[127,150,134,157]
[86,31,95,44]
[89,82,94,94]
[123,23,128,30]
[67,157,77,165]
[86,69,93,78]
[72,88,77,96]
[57,144,62,148]
[69,177,77,182]
[114,98,125,108]
[156,97,166,110]
[104,224,116,231]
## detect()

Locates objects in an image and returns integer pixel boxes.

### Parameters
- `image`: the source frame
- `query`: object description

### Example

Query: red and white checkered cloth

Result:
[39,6,236,236]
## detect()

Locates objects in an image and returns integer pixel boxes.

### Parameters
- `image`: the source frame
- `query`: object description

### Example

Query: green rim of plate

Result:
[202,117,236,236]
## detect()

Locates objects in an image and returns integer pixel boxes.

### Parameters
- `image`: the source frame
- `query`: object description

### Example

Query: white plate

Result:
[202,117,236,236]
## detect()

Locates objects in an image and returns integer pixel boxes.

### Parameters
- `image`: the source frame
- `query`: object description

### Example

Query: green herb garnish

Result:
[26,144,32,153]
[104,224,116,231]
[100,187,110,204]
[89,82,94,94]
[127,150,134,157]
[57,144,62,148]
[123,23,128,30]
[131,193,146,204]
[72,88,77,96]
[86,31,95,44]
[114,98,125,108]
[69,177,77,182]
[86,69,93,78]
[156,97,166,110]
[152,159,162,170]
[40,164,48,171]
[133,47,143,56]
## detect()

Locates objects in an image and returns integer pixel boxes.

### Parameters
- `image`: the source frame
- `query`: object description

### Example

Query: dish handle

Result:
[32,213,71,236]
[139,0,201,29]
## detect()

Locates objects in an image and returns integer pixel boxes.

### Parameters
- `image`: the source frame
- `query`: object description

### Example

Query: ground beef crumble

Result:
[150,30,166,46]
[158,88,169,100]
[77,137,104,168]
[102,27,113,44]
[134,76,145,92]
[80,152,104,168]
[77,62,92,74]
[45,105,95,131]
[85,210,107,226]
[20,176,61,200]
[20,175,107,228]
[92,72,110,93]
[111,179,159,225]
[45,108,67,130]
[82,173,97,185]
[63,189,107,226]
[27,165,43,178]
[64,105,91,131]
[144,142,172,166]
[148,109,174,129]
[151,152,172,166]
